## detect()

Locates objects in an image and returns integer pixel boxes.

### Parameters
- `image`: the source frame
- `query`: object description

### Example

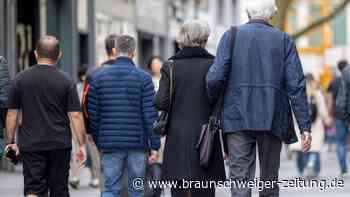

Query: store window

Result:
[331,7,347,46]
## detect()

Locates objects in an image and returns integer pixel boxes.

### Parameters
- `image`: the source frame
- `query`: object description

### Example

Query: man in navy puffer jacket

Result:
[87,35,160,197]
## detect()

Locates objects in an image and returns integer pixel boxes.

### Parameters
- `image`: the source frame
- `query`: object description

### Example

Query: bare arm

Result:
[69,111,87,147]
[5,109,18,144]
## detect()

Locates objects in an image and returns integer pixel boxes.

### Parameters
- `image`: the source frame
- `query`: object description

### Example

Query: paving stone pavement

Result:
[1,147,350,197]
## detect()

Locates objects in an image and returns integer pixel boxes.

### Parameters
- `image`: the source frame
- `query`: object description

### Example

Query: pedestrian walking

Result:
[81,33,128,196]
[155,20,226,197]
[4,36,87,197]
[87,35,160,197]
[70,67,101,189]
[206,1,312,196]
[0,56,9,158]
[290,74,329,178]
[145,56,164,197]
[332,60,350,178]
[147,56,162,91]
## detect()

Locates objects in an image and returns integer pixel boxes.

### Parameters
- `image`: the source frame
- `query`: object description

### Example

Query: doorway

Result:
[17,0,40,71]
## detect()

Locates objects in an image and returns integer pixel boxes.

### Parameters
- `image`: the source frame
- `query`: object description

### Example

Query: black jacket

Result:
[155,47,226,182]
[0,56,10,138]
[335,65,350,123]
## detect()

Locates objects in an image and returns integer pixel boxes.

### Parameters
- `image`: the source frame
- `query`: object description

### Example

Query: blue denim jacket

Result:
[206,20,311,144]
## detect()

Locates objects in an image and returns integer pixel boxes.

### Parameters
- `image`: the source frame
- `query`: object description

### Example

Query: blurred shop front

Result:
[0,0,96,80]
[95,0,172,69]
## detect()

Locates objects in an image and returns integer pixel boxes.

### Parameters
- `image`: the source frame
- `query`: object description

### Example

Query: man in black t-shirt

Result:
[4,36,87,197]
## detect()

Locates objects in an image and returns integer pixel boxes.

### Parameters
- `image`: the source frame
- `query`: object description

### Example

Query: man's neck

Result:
[107,56,117,61]
[116,55,132,59]
[37,59,56,66]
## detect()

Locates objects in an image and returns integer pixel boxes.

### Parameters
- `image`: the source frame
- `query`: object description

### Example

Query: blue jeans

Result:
[296,151,321,176]
[100,150,147,197]
[335,119,349,174]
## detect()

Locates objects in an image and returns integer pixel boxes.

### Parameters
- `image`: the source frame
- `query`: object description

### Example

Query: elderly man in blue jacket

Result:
[207,1,312,196]
[87,35,160,197]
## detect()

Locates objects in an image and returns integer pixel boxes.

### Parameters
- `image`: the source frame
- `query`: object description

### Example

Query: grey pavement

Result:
[1,147,350,197]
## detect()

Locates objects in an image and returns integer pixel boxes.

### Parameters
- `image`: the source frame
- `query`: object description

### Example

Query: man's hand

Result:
[76,146,87,167]
[87,134,95,144]
[4,143,19,157]
[223,153,229,161]
[301,132,312,153]
[148,150,158,165]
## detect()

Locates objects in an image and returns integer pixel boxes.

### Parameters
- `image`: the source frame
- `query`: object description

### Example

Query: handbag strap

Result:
[168,60,174,113]
[213,26,237,117]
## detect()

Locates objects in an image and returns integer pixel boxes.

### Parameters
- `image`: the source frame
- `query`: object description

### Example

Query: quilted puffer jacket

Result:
[87,57,160,151]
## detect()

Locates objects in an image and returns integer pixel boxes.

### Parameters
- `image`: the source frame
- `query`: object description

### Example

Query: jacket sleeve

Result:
[0,57,10,108]
[206,31,231,102]
[87,77,100,140]
[155,62,171,111]
[142,74,160,150]
[284,36,311,133]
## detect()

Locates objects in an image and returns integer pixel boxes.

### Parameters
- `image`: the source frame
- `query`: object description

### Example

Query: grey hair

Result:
[116,35,136,55]
[245,0,278,20]
[177,20,210,48]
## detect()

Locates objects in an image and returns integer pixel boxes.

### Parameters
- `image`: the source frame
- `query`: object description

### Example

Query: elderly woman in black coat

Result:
[155,20,226,197]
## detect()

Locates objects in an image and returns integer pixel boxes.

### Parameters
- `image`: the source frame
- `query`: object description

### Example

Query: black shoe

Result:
[69,180,80,190]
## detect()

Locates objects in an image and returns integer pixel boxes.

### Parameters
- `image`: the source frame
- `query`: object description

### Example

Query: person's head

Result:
[305,73,317,90]
[77,67,88,82]
[115,35,136,59]
[147,56,162,76]
[35,35,62,65]
[245,0,278,21]
[177,20,210,49]
[105,34,119,59]
[337,60,348,72]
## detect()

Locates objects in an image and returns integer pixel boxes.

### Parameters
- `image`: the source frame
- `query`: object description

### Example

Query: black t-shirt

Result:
[8,64,81,151]
[328,77,341,101]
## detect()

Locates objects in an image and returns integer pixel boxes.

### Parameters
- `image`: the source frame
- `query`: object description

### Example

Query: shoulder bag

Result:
[196,26,237,168]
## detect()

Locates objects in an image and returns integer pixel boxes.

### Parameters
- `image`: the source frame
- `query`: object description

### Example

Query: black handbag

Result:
[196,26,237,168]
[153,60,174,136]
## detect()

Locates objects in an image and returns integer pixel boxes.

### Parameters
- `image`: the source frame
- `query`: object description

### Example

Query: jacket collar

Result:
[113,57,136,67]
[247,19,273,27]
[170,47,214,60]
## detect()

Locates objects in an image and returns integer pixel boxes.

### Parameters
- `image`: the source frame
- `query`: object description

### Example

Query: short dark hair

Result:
[338,60,348,71]
[305,73,314,82]
[36,36,60,61]
[77,67,88,81]
[105,34,118,56]
[147,56,162,70]
[116,35,136,54]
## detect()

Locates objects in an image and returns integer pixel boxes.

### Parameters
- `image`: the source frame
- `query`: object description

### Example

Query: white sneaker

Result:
[90,178,100,188]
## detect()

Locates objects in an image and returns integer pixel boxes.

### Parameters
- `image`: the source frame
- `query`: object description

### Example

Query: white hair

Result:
[177,20,210,48]
[245,0,278,20]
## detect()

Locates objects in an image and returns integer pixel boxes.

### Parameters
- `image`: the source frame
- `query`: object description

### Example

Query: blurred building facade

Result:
[95,0,238,68]
[0,0,239,76]
[0,0,96,79]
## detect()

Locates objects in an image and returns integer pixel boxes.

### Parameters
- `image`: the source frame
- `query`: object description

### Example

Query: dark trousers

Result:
[21,148,71,197]
[171,188,215,197]
[145,163,162,197]
[227,131,282,197]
